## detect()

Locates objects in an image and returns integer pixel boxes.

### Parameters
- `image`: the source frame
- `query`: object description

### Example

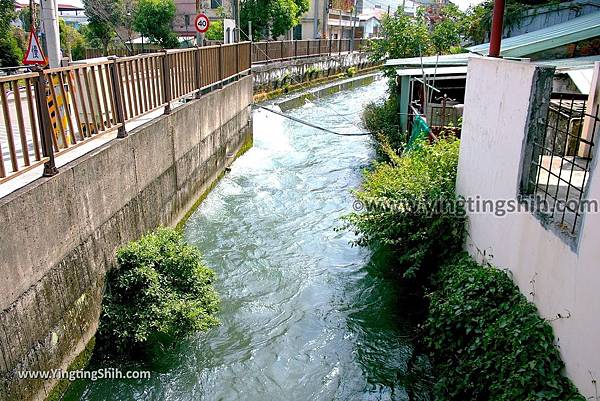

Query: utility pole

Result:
[313,0,319,39]
[350,0,358,50]
[248,21,252,41]
[322,0,328,38]
[338,8,342,39]
[195,0,201,46]
[233,0,240,42]
[40,0,60,67]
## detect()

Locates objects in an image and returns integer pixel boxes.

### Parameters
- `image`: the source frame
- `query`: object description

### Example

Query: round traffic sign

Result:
[195,14,210,34]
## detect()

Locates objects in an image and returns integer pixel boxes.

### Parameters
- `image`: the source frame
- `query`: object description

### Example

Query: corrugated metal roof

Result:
[395,66,468,76]
[537,55,600,70]
[566,68,594,93]
[385,53,474,67]
[468,11,600,57]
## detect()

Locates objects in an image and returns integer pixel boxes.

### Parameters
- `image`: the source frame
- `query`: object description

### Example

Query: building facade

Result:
[172,0,233,37]
[457,57,600,398]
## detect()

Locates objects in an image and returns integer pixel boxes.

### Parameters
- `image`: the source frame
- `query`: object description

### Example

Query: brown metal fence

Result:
[0,42,252,183]
[1,38,370,182]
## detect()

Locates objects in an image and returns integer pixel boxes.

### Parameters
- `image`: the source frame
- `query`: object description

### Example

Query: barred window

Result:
[521,92,600,236]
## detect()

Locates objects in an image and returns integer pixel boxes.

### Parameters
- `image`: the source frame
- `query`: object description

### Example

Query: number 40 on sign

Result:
[195,14,210,34]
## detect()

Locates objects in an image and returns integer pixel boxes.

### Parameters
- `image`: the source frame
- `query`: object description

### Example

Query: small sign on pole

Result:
[23,28,48,66]
[194,13,210,34]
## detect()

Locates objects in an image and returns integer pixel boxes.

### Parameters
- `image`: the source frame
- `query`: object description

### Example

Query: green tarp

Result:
[406,114,430,151]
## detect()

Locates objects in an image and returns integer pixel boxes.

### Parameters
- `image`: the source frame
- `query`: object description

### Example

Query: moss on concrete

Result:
[176,133,254,231]
[254,63,382,103]
[234,134,254,159]
[44,337,96,401]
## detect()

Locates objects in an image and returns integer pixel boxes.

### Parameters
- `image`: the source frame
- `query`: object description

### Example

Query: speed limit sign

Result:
[195,13,210,34]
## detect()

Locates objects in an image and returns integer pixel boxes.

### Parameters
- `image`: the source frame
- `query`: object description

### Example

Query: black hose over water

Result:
[256,105,372,137]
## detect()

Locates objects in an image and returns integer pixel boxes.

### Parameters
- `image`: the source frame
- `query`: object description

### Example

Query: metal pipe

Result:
[488,0,505,57]
[313,0,319,39]
[40,0,61,67]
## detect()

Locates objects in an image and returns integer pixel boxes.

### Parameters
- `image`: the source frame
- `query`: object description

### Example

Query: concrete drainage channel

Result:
[266,72,383,112]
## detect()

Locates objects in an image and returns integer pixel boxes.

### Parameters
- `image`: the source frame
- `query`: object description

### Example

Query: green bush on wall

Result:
[361,98,404,156]
[425,254,584,401]
[98,227,219,356]
[343,137,464,280]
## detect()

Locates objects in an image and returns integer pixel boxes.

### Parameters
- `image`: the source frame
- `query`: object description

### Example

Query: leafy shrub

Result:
[424,254,584,401]
[361,97,404,155]
[304,66,319,79]
[343,138,464,279]
[99,227,219,356]
[0,34,23,67]
[346,66,357,77]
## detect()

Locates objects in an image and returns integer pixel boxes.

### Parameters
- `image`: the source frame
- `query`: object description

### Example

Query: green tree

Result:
[369,11,431,62]
[205,19,224,41]
[133,0,178,49]
[18,5,39,32]
[59,19,87,60]
[0,0,23,67]
[83,0,136,52]
[85,18,115,54]
[430,4,465,54]
[241,0,309,40]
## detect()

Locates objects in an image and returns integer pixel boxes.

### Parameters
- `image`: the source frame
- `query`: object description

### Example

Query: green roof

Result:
[468,11,600,57]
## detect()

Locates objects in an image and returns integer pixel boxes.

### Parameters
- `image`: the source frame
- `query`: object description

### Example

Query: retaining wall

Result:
[252,52,376,93]
[0,75,253,401]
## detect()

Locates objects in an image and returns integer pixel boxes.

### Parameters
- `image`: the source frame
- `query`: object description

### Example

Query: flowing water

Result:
[65,76,426,401]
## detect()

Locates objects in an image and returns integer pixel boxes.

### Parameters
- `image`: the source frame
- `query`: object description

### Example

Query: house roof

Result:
[385,53,474,67]
[468,11,600,57]
[395,66,468,76]
[15,0,84,9]
[386,53,600,70]
[386,11,600,68]
[358,7,388,21]
[566,68,594,93]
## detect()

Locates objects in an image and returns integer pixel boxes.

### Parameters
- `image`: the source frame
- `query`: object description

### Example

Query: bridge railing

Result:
[0,38,369,183]
[251,38,372,64]
[0,42,252,183]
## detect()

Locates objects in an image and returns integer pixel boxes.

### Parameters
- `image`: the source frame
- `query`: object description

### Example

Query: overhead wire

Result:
[237,29,377,134]
[257,105,371,136]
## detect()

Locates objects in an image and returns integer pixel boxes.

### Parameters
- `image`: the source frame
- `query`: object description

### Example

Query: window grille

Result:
[522,93,600,235]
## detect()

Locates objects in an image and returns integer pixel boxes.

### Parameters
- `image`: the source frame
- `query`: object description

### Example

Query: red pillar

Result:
[488,0,505,58]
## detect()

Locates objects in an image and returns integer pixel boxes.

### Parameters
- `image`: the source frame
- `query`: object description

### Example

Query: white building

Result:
[456,57,600,398]
[14,1,88,28]
[358,8,385,38]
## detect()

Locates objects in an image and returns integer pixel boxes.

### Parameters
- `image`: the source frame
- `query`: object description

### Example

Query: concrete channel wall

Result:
[0,75,253,401]
[252,52,375,94]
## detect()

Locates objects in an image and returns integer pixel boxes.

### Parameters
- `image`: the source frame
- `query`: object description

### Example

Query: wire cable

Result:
[238,30,377,133]
[257,105,371,136]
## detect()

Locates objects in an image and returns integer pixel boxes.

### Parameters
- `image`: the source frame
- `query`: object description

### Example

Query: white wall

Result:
[457,57,600,398]
[360,18,379,38]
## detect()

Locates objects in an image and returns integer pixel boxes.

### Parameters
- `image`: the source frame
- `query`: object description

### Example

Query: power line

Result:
[257,105,371,136]
[238,29,371,134]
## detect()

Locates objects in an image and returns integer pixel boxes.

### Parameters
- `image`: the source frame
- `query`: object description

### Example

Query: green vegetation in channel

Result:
[425,254,585,401]
[98,227,219,358]
[343,137,464,280]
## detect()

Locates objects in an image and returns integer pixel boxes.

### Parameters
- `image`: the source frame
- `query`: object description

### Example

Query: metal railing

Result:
[85,38,373,63]
[251,38,372,64]
[0,42,252,183]
[523,92,600,235]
